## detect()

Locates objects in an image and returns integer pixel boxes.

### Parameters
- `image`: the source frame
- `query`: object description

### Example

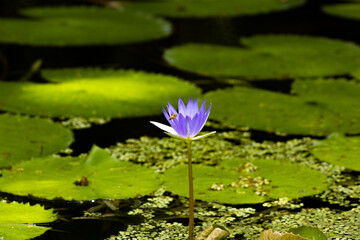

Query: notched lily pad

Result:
[0,6,172,46]
[323,3,360,21]
[0,201,57,240]
[122,0,305,18]
[0,68,201,118]
[163,158,328,204]
[311,133,360,171]
[0,146,161,201]
[164,35,360,80]
[0,114,73,168]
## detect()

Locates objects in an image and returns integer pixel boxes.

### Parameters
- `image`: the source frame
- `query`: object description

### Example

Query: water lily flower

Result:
[150,97,216,141]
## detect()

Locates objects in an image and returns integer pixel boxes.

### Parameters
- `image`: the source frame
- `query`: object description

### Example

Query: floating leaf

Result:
[323,3,360,21]
[164,35,360,80]
[311,133,360,171]
[352,68,360,79]
[122,0,305,18]
[290,226,328,240]
[0,68,200,118]
[0,114,73,168]
[0,201,57,240]
[204,79,360,135]
[163,158,328,204]
[0,6,171,46]
[205,86,338,136]
[291,79,360,135]
[0,146,161,201]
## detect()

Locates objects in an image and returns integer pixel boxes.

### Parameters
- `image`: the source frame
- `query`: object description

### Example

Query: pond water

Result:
[0,0,360,239]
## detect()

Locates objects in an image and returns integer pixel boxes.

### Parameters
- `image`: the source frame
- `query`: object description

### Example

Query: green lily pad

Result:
[163,158,328,204]
[205,86,336,136]
[290,226,328,240]
[204,79,360,135]
[122,0,305,18]
[0,201,57,240]
[0,68,200,118]
[311,133,360,171]
[164,35,360,80]
[0,146,161,201]
[0,6,171,46]
[323,3,360,21]
[0,114,73,168]
[351,68,360,79]
[291,79,360,134]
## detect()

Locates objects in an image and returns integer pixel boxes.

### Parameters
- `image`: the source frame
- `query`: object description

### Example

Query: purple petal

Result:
[186,115,191,138]
[189,113,200,137]
[167,102,177,116]
[176,114,188,137]
[197,102,212,133]
[188,98,199,118]
[199,99,206,114]
[178,98,186,115]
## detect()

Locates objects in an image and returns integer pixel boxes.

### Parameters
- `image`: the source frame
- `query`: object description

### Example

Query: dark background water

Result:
[0,0,359,239]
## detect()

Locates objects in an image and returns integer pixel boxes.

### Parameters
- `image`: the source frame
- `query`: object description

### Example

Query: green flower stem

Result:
[187,140,194,240]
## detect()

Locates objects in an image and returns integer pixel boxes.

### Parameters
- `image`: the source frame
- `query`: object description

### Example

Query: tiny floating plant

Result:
[150,97,216,240]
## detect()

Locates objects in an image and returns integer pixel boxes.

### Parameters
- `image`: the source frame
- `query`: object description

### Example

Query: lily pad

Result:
[0,114,73,168]
[290,226,328,240]
[323,3,360,21]
[163,158,328,204]
[0,68,201,118]
[291,79,360,134]
[0,201,57,240]
[311,133,360,171]
[164,35,360,80]
[122,0,305,18]
[353,69,360,79]
[0,6,171,46]
[205,79,360,135]
[205,86,337,136]
[0,146,161,201]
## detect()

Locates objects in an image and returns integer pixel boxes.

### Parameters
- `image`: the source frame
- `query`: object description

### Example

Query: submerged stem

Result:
[187,140,194,240]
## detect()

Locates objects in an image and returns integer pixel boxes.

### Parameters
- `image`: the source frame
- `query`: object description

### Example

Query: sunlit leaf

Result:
[0,68,200,118]
[0,146,161,201]
[0,201,57,240]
